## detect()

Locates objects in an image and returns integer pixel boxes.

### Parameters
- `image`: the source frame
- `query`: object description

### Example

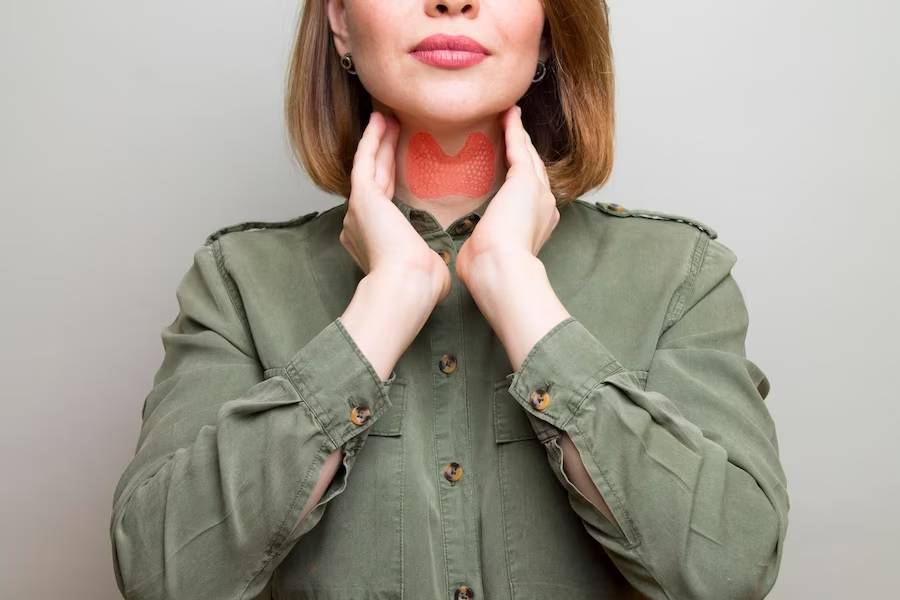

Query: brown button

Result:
[437,249,452,265]
[529,389,551,411]
[439,355,457,374]
[454,586,474,600]
[349,406,372,426]
[607,203,625,212]
[444,462,463,482]
[453,216,479,235]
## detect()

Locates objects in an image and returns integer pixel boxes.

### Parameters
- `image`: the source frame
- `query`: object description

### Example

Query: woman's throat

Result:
[406,131,496,199]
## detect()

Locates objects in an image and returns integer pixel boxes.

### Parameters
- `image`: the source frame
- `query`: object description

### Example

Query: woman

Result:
[110,0,789,598]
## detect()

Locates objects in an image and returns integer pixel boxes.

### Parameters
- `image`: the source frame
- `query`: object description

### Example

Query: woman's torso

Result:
[213,197,716,600]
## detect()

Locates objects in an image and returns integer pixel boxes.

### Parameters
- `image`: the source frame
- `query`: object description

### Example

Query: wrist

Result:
[459,245,543,299]
[457,244,538,291]
[458,248,570,371]
[368,262,447,309]
[340,268,439,380]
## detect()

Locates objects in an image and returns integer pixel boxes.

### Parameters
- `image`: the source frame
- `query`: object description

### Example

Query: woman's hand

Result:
[456,105,560,284]
[340,111,453,380]
[341,111,451,303]
[455,105,570,372]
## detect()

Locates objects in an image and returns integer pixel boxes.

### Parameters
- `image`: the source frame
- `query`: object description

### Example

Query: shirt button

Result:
[444,462,464,482]
[349,406,372,426]
[453,216,479,235]
[454,586,474,600]
[437,249,452,264]
[439,354,457,374]
[608,203,625,212]
[529,389,551,411]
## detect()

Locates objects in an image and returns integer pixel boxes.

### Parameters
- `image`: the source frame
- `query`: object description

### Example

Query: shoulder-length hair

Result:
[284,1,614,206]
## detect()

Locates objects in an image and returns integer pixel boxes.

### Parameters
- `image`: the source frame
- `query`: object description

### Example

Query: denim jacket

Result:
[110,193,789,599]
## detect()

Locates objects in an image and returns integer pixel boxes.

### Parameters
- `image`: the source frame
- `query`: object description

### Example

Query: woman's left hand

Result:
[456,105,570,371]
[456,104,560,284]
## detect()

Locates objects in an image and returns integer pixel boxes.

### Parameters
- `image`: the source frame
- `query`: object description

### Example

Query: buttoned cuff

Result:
[285,317,396,450]
[507,317,625,434]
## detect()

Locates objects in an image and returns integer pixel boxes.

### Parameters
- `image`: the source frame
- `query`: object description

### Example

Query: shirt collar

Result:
[390,190,498,236]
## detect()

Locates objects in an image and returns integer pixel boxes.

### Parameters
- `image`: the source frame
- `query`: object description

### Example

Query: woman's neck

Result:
[383,107,509,231]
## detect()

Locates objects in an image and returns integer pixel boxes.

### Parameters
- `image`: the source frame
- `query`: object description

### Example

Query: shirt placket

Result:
[412,208,483,600]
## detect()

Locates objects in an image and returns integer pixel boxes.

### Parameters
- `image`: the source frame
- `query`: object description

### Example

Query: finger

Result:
[385,115,400,198]
[503,105,536,176]
[375,116,400,197]
[523,130,550,187]
[350,112,385,191]
[374,115,399,195]
[510,106,548,186]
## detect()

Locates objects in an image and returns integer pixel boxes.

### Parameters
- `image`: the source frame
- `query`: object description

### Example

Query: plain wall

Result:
[1,0,897,597]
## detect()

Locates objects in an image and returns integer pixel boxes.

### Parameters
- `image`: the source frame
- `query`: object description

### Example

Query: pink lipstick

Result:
[411,34,489,68]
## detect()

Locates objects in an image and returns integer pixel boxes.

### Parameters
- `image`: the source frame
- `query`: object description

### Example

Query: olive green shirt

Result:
[110,193,789,600]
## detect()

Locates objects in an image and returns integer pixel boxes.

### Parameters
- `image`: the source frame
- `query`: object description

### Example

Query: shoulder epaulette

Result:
[593,202,718,239]
[204,210,320,246]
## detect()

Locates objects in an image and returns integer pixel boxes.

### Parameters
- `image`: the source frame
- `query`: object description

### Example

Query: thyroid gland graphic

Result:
[406,131,496,199]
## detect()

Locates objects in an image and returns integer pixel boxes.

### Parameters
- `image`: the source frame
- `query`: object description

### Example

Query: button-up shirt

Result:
[110,192,789,599]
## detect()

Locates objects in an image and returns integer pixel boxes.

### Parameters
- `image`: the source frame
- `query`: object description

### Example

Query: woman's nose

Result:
[431,0,478,17]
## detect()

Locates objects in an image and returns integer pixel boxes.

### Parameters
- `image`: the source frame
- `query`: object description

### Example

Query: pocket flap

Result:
[493,379,537,443]
[369,377,407,436]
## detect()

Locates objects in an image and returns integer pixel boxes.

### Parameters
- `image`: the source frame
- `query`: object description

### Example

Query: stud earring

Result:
[340,52,357,75]
[532,60,547,84]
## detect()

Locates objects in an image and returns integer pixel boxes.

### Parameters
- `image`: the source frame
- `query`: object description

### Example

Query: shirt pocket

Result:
[271,371,408,599]
[491,379,640,598]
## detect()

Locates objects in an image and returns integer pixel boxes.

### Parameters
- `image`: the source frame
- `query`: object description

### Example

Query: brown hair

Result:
[284,1,614,206]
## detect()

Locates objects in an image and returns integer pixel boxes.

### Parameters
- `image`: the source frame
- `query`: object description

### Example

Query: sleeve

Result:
[506,235,789,600]
[110,241,396,600]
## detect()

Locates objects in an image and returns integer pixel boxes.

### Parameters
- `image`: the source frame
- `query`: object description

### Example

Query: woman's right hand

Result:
[340,111,451,304]
[339,112,451,379]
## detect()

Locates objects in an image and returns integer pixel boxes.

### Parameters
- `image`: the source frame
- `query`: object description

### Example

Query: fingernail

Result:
[516,106,522,118]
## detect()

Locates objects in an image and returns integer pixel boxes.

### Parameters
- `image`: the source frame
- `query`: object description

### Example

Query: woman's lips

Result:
[410,50,488,68]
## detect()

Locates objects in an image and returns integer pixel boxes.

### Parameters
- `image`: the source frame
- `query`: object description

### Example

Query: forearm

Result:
[461,252,620,527]
[506,317,787,598]
[298,270,438,530]
[112,248,405,598]
[112,336,386,599]
[459,248,569,372]
[341,266,442,380]
[464,248,786,596]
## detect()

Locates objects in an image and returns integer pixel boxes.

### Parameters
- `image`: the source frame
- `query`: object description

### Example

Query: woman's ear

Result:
[327,0,351,56]
[538,21,552,63]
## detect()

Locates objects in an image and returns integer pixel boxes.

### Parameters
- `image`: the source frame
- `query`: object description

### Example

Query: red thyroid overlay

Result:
[406,131,495,199]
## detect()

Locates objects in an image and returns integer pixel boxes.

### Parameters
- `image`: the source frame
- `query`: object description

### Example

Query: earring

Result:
[340,52,357,75]
[532,60,547,84]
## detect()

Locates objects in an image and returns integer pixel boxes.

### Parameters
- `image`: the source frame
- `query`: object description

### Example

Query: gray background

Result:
[2,0,897,597]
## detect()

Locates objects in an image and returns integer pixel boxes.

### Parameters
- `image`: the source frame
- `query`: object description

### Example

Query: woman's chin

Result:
[387,98,512,127]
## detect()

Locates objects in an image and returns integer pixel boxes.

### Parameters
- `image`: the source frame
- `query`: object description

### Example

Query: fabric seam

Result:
[497,444,517,600]
[207,238,258,359]
[663,231,708,334]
